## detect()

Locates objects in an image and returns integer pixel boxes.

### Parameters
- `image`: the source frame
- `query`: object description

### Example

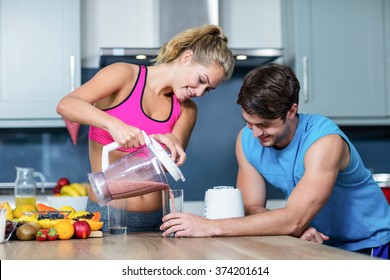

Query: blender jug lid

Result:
[149,138,185,182]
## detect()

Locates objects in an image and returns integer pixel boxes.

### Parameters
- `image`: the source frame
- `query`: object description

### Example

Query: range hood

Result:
[99,47,282,68]
[99,0,282,69]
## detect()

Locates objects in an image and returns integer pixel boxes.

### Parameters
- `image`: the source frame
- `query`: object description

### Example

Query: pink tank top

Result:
[89,65,181,152]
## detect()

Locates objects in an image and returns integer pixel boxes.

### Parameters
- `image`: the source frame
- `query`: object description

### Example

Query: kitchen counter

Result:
[0,232,373,260]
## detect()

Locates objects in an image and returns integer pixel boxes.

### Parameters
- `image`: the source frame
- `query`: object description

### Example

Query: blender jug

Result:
[88,131,185,206]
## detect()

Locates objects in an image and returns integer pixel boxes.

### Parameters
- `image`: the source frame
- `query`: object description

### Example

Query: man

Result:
[161,63,390,259]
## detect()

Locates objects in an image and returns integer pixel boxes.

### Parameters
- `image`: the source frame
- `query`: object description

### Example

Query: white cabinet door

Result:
[0,0,80,127]
[283,0,387,122]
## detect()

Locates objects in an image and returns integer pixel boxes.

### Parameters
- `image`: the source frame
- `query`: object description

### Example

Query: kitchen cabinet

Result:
[282,0,389,124]
[0,0,80,127]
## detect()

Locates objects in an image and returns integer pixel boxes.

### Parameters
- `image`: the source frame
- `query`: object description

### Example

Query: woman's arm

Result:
[150,99,197,166]
[56,63,146,148]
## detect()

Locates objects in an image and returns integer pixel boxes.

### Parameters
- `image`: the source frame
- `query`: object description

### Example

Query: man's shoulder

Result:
[300,114,338,131]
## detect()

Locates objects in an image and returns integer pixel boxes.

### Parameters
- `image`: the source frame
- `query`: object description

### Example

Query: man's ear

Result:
[287,103,298,119]
[180,50,193,64]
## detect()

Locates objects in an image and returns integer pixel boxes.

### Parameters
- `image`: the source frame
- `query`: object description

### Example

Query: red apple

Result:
[57,177,70,187]
[73,221,91,239]
[53,184,61,194]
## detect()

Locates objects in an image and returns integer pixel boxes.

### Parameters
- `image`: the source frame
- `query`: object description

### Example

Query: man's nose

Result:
[252,126,264,138]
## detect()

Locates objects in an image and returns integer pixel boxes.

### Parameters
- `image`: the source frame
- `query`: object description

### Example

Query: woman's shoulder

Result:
[99,62,140,79]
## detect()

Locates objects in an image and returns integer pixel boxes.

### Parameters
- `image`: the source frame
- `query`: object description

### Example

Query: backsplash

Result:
[1,68,390,200]
[339,126,390,174]
[0,126,90,183]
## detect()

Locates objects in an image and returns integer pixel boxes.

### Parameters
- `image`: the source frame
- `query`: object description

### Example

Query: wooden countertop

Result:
[0,232,373,260]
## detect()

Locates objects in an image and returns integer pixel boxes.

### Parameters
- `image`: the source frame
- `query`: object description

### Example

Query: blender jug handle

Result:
[141,130,152,145]
[102,142,121,172]
[101,130,151,172]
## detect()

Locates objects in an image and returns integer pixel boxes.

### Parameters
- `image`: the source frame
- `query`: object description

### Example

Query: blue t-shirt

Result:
[241,113,390,251]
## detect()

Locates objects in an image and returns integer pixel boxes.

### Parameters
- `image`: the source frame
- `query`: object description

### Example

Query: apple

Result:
[57,177,70,187]
[73,221,91,239]
[53,184,61,194]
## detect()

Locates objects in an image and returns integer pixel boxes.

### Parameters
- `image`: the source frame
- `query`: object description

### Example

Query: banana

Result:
[70,183,87,196]
[60,185,80,197]
[0,202,14,220]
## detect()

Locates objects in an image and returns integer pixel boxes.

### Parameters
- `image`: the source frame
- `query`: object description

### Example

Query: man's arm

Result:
[161,134,349,238]
[236,129,268,215]
[212,133,350,237]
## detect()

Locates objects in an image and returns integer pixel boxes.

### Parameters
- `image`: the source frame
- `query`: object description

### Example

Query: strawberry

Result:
[36,229,48,241]
[47,227,58,241]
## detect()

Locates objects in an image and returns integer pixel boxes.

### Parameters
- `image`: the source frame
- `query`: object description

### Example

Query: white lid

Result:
[212,186,234,190]
[148,138,185,182]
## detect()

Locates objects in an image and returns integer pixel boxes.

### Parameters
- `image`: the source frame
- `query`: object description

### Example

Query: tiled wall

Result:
[0,126,90,184]
[1,69,390,200]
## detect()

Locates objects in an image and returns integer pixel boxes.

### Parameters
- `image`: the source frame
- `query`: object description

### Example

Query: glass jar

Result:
[14,167,45,208]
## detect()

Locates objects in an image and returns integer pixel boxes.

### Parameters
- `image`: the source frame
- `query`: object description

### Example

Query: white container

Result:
[203,186,245,219]
[0,208,6,243]
[47,196,88,211]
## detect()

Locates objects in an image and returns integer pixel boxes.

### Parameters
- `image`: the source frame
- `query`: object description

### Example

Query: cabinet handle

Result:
[302,56,309,103]
[70,55,75,91]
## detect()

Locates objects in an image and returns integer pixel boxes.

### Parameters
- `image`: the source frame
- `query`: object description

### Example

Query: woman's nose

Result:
[196,85,208,97]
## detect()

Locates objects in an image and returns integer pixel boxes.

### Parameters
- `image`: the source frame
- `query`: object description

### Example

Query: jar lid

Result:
[148,138,185,182]
[213,186,234,190]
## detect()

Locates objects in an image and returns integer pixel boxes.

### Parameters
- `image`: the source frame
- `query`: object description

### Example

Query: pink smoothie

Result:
[107,180,170,199]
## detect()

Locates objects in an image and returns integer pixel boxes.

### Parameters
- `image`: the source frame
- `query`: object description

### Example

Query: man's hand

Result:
[299,226,329,243]
[160,212,215,237]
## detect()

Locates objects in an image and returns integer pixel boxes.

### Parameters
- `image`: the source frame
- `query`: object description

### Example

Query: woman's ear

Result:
[180,50,193,64]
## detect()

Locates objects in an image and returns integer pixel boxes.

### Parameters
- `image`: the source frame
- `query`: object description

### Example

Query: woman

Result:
[56,24,235,232]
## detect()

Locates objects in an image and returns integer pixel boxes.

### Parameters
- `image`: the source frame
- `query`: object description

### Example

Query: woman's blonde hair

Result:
[152,24,235,80]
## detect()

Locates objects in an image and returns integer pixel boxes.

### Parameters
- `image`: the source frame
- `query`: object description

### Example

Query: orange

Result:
[53,220,74,240]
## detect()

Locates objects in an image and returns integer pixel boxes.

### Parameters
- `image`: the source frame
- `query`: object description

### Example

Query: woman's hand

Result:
[160,212,214,237]
[299,226,329,243]
[150,133,187,166]
[107,120,145,149]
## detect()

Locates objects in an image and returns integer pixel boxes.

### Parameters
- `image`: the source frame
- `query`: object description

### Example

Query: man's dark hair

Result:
[237,63,300,120]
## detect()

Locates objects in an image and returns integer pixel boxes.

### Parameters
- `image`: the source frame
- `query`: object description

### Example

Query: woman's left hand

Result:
[149,133,187,166]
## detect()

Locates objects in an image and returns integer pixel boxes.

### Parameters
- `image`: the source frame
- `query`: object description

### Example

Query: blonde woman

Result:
[56,24,235,232]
